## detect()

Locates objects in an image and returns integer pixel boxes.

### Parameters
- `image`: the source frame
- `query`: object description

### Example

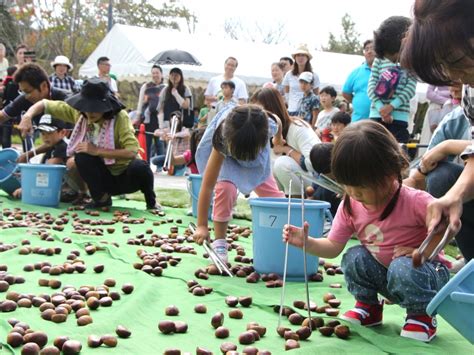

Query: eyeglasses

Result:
[363,46,374,52]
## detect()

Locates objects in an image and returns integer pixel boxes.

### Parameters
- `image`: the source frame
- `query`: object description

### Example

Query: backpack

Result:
[374,66,402,100]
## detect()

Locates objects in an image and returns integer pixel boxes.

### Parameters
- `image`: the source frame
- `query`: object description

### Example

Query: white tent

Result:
[79,24,427,100]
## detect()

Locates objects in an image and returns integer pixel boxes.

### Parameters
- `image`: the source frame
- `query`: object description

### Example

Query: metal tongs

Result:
[188,222,233,277]
[278,177,312,330]
[412,217,456,267]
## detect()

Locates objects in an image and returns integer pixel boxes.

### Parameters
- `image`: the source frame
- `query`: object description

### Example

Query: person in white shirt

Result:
[204,56,248,106]
[97,56,119,96]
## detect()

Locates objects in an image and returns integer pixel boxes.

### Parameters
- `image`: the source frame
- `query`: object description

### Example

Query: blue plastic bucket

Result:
[19,164,66,207]
[0,148,21,195]
[249,197,330,280]
[187,174,213,219]
[427,259,474,344]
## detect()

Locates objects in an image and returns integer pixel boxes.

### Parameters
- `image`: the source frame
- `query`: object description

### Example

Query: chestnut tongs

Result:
[412,218,456,267]
[188,222,233,277]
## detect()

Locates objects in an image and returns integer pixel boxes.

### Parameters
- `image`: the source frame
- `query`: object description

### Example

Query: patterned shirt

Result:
[49,74,77,94]
[297,92,320,124]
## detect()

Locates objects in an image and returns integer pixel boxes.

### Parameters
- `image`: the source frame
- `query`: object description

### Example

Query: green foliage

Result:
[5,0,197,72]
[0,4,20,55]
[323,13,362,55]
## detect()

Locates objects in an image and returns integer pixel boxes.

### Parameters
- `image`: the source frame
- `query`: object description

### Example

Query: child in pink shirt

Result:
[284,121,449,343]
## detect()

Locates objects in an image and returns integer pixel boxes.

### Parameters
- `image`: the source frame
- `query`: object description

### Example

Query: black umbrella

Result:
[149,49,201,66]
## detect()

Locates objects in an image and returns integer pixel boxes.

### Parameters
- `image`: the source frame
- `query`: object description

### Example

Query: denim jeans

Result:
[341,245,449,314]
[151,154,184,173]
[426,161,474,261]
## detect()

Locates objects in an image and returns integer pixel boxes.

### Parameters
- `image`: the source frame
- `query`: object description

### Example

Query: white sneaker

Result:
[211,239,228,264]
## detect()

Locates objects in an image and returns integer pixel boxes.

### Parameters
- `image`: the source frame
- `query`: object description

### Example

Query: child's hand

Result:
[393,246,415,258]
[17,153,28,163]
[193,225,210,245]
[272,143,287,155]
[282,222,309,249]
[379,104,393,118]
[12,188,21,199]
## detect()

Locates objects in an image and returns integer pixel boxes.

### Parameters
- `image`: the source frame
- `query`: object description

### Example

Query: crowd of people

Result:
[0,0,472,345]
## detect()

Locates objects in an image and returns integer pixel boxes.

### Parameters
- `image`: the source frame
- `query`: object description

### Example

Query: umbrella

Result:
[149,49,201,66]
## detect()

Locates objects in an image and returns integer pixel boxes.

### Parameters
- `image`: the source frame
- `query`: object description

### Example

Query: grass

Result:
[11,134,42,146]
[126,187,253,220]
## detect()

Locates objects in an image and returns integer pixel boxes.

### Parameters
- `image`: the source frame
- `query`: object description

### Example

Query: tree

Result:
[0,3,20,55]
[5,0,198,70]
[323,13,362,55]
[223,17,287,45]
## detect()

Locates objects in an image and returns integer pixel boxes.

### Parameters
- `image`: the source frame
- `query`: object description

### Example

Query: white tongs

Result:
[189,222,233,277]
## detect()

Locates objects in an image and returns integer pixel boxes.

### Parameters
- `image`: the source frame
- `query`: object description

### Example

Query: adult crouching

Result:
[18,78,160,210]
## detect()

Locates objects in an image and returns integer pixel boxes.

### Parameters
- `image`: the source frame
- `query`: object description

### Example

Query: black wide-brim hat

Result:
[65,77,125,113]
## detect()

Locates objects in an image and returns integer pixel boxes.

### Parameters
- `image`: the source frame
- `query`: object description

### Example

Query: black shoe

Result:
[85,196,112,209]
[60,190,79,203]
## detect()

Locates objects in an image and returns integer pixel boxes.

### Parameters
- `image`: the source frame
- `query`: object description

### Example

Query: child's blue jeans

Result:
[341,245,449,314]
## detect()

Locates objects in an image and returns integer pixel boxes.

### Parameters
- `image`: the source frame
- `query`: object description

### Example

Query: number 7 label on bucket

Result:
[259,212,285,229]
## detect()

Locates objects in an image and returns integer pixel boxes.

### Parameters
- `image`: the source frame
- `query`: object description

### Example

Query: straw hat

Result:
[292,44,313,60]
[51,55,73,70]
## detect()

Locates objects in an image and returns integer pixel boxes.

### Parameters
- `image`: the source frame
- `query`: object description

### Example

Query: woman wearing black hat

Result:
[18,77,160,210]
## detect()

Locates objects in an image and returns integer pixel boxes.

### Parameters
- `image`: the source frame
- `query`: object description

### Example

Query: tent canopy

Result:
[79,24,427,100]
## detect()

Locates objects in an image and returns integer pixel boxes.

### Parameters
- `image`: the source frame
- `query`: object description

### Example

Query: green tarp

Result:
[0,196,472,354]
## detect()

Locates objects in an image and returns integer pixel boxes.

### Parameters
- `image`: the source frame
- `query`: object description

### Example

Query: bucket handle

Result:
[26,135,37,164]
[450,291,474,305]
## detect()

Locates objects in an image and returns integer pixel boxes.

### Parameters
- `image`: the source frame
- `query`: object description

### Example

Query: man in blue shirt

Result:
[342,40,375,122]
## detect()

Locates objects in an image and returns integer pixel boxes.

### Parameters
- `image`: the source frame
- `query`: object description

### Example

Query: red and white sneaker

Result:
[400,314,437,342]
[340,300,383,326]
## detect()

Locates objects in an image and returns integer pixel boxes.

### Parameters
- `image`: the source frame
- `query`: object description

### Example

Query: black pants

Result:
[426,161,474,261]
[370,118,409,143]
[74,153,156,208]
[0,125,12,148]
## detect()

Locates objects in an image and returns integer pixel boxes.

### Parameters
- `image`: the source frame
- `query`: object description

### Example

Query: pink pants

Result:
[213,175,285,222]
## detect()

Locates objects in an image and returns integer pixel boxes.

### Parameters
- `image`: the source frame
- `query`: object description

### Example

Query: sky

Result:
[175,0,415,49]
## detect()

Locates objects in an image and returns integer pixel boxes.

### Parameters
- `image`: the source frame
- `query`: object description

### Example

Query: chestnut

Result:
[238,331,255,345]
[77,315,93,326]
[277,326,290,337]
[325,308,340,317]
[40,346,60,354]
[242,346,259,355]
[194,304,207,313]
[158,320,176,334]
[322,293,336,303]
[327,320,341,328]
[238,296,252,307]
[215,326,230,339]
[61,340,82,355]
[293,300,305,310]
[53,336,69,349]
[229,309,243,319]
[296,326,312,340]
[21,342,40,355]
[303,317,324,329]
[7,332,24,347]
[288,313,304,325]
[220,342,237,353]
[285,339,300,350]
[87,335,102,348]
[174,321,188,334]
[93,264,104,273]
[328,299,341,308]
[318,326,334,337]
[163,349,181,355]
[121,283,134,294]
[247,324,266,337]
[23,331,48,348]
[196,347,212,355]
[165,305,180,316]
[101,335,117,347]
[284,330,299,341]
[116,325,131,338]
[329,283,342,289]
[211,312,224,329]
[225,296,239,307]
[334,325,351,339]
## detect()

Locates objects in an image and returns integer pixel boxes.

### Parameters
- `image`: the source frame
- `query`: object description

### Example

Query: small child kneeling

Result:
[284,121,450,342]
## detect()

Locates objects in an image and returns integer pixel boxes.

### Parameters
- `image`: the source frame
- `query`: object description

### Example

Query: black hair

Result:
[373,16,412,59]
[6,66,17,76]
[189,127,206,167]
[332,121,409,221]
[212,105,269,161]
[310,142,334,175]
[97,56,110,66]
[400,0,474,86]
[331,112,351,126]
[152,64,162,72]
[15,44,27,53]
[220,80,235,91]
[320,86,337,98]
[280,56,294,66]
[165,68,186,106]
[13,63,50,90]
[363,39,374,49]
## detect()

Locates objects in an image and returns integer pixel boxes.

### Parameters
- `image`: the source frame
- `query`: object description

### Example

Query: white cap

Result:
[298,71,313,84]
